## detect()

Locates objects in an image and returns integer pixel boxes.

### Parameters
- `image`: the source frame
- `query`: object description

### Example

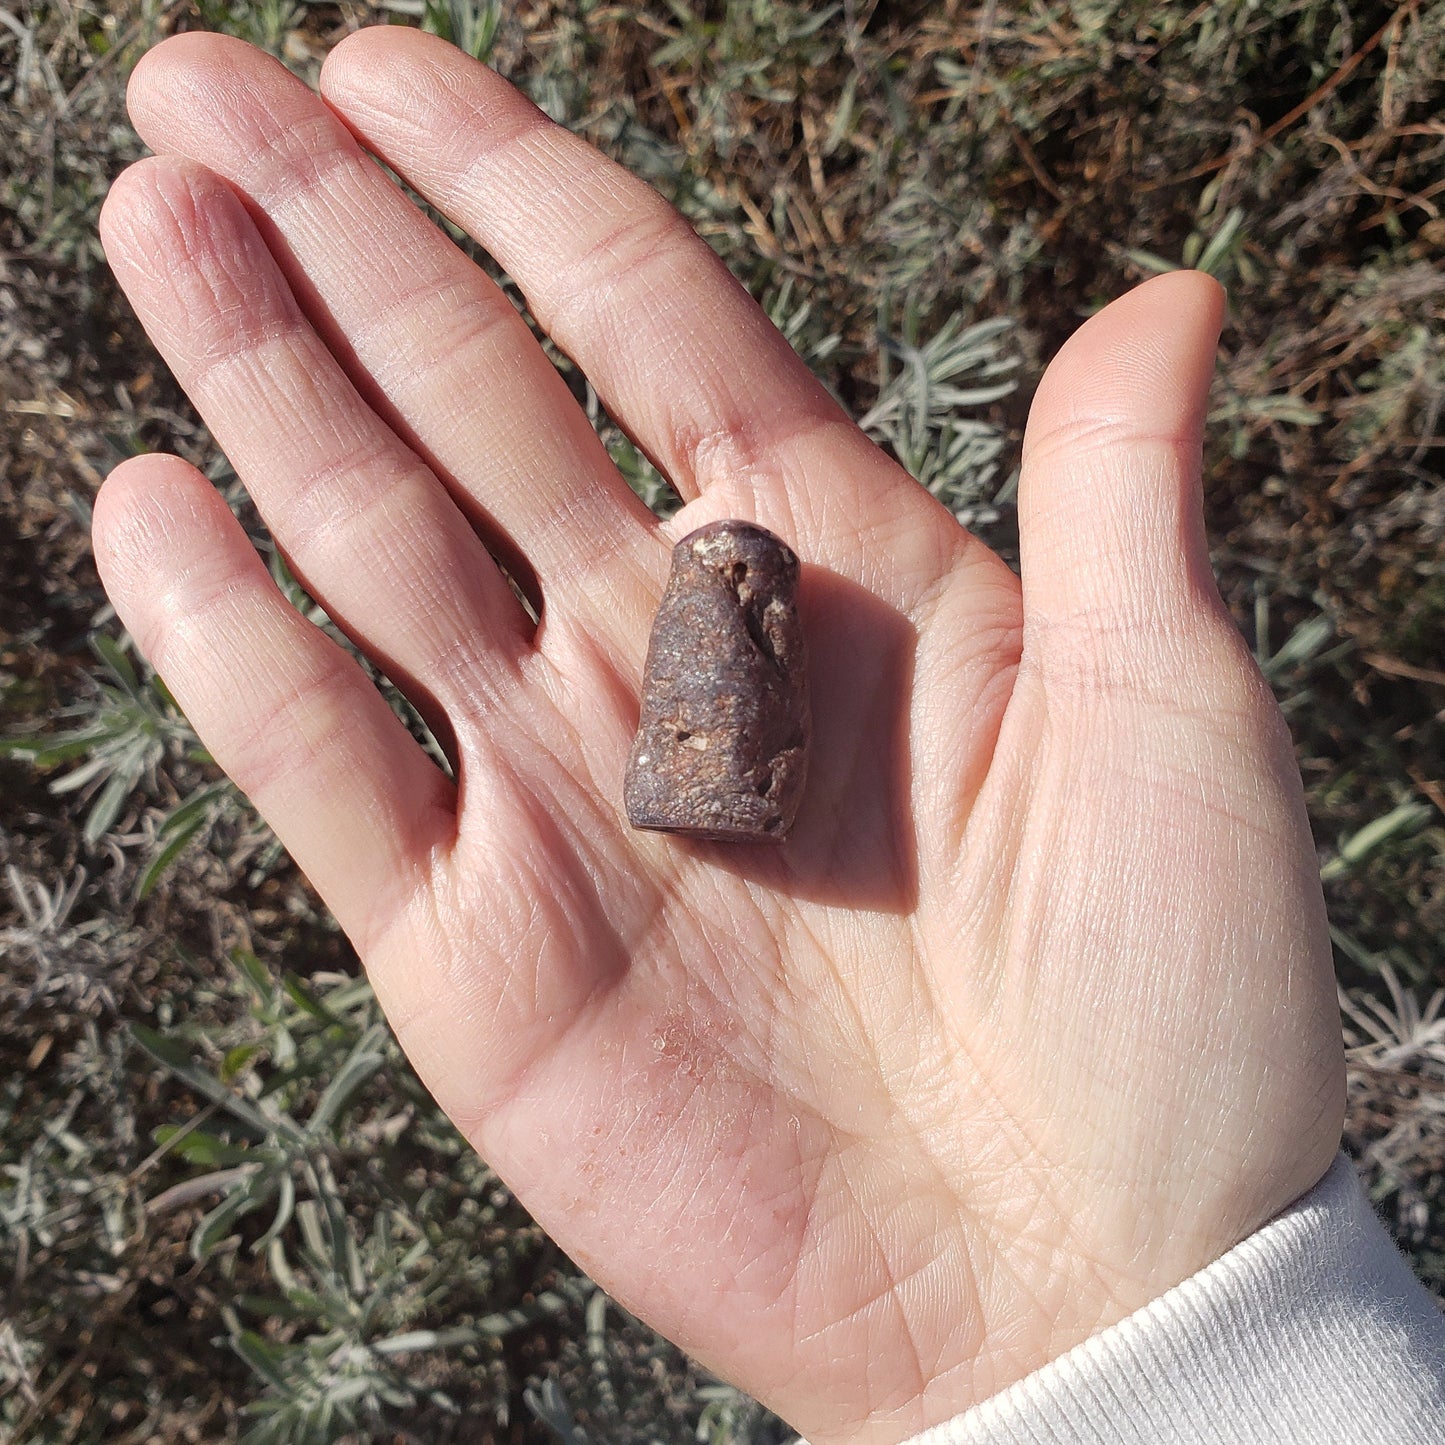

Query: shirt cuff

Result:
[901,1153,1445,1445]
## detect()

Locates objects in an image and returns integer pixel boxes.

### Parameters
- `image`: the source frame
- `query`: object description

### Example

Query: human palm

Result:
[94,28,1344,1444]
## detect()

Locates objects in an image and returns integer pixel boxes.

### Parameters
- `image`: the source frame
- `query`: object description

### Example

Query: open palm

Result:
[94,29,1344,1444]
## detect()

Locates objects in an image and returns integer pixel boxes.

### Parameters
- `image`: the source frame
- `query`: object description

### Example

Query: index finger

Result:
[317,28,933,534]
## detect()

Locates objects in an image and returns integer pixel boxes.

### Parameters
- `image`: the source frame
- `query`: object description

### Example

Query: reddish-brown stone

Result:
[625,520,810,842]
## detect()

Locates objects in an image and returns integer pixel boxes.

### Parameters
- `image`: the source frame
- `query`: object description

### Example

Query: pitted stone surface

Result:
[625,520,809,842]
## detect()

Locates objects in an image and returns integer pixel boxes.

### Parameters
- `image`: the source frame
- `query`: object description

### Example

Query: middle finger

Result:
[124,31,665,651]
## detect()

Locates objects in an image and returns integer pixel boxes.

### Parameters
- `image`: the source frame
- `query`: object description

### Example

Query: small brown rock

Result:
[625,520,809,842]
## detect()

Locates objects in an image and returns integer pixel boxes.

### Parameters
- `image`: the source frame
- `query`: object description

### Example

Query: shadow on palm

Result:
[672,564,920,913]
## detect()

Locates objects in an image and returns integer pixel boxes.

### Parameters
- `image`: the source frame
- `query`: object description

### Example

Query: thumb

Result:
[1017,270,1232,673]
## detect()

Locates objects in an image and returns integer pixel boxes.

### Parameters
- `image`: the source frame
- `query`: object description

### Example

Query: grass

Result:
[2,0,1443,1438]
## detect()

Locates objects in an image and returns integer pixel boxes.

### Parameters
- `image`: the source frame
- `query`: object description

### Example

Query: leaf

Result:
[1196,206,1245,276]
[151,671,183,713]
[254,1169,296,1253]
[281,973,344,1027]
[194,1186,261,1261]
[295,1198,325,1261]
[266,1236,300,1297]
[327,1376,385,1405]
[1322,802,1433,880]
[91,632,140,695]
[136,812,208,899]
[83,758,141,842]
[824,69,859,154]
[159,779,231,835]
[234,1292,314,1322]
[131,1025,278,1140]
[234,948,275,1003]
[232,1330,292,1393]
[1123,247,1177,275]
[476,1290,570,1337]
[48,751,114,795]
[1259,614,1336,679]
[374,1326,479,1356]
[132,1023,200,1072]
[0,731,108,766]
[308,1050,385,1136]
[307,1027,389,1135]
[221,1044,263,1082]
[154,1125,252,1169]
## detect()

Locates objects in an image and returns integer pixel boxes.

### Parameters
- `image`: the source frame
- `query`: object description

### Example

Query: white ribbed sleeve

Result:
[901,1154,1445,1445]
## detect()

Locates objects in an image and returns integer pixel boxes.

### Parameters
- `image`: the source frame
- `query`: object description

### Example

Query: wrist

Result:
[785,1130,1345,1445]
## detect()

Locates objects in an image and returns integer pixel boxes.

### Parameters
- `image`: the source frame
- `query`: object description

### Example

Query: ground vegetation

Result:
[2,1,1442,1439]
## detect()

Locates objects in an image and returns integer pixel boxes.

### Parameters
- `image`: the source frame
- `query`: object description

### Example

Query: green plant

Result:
[192,0,302,59]
[524,1292,786,1445]
[132,952,562,1441]
[1127,205,1254,284]
[649,0,842,161]
[0,863,123,1013]
[1,635,262,895]
[5,0,1445,1434]
[1321,800,1436,883]
[134,1015,389,1263]
[1,635,206,844]
[420,0,501,62]
[857,303,1016,514]
[223,1198,503,1443]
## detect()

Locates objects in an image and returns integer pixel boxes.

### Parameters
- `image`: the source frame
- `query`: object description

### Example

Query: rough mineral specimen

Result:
[625,520,809,842]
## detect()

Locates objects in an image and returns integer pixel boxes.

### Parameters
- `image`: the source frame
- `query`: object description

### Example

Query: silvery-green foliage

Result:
[0,636,198,845]
[859,304,1017,515]
[419,0,502,61]
[133,954,561,1441]
[0,634,266,896]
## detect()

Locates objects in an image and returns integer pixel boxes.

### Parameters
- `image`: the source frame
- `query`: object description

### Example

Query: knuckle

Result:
[548,204,697,327]
[356,281,517,392]
[226,645,358,800]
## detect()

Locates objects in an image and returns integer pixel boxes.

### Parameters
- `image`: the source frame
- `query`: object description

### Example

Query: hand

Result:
[94,28,1345,1444]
